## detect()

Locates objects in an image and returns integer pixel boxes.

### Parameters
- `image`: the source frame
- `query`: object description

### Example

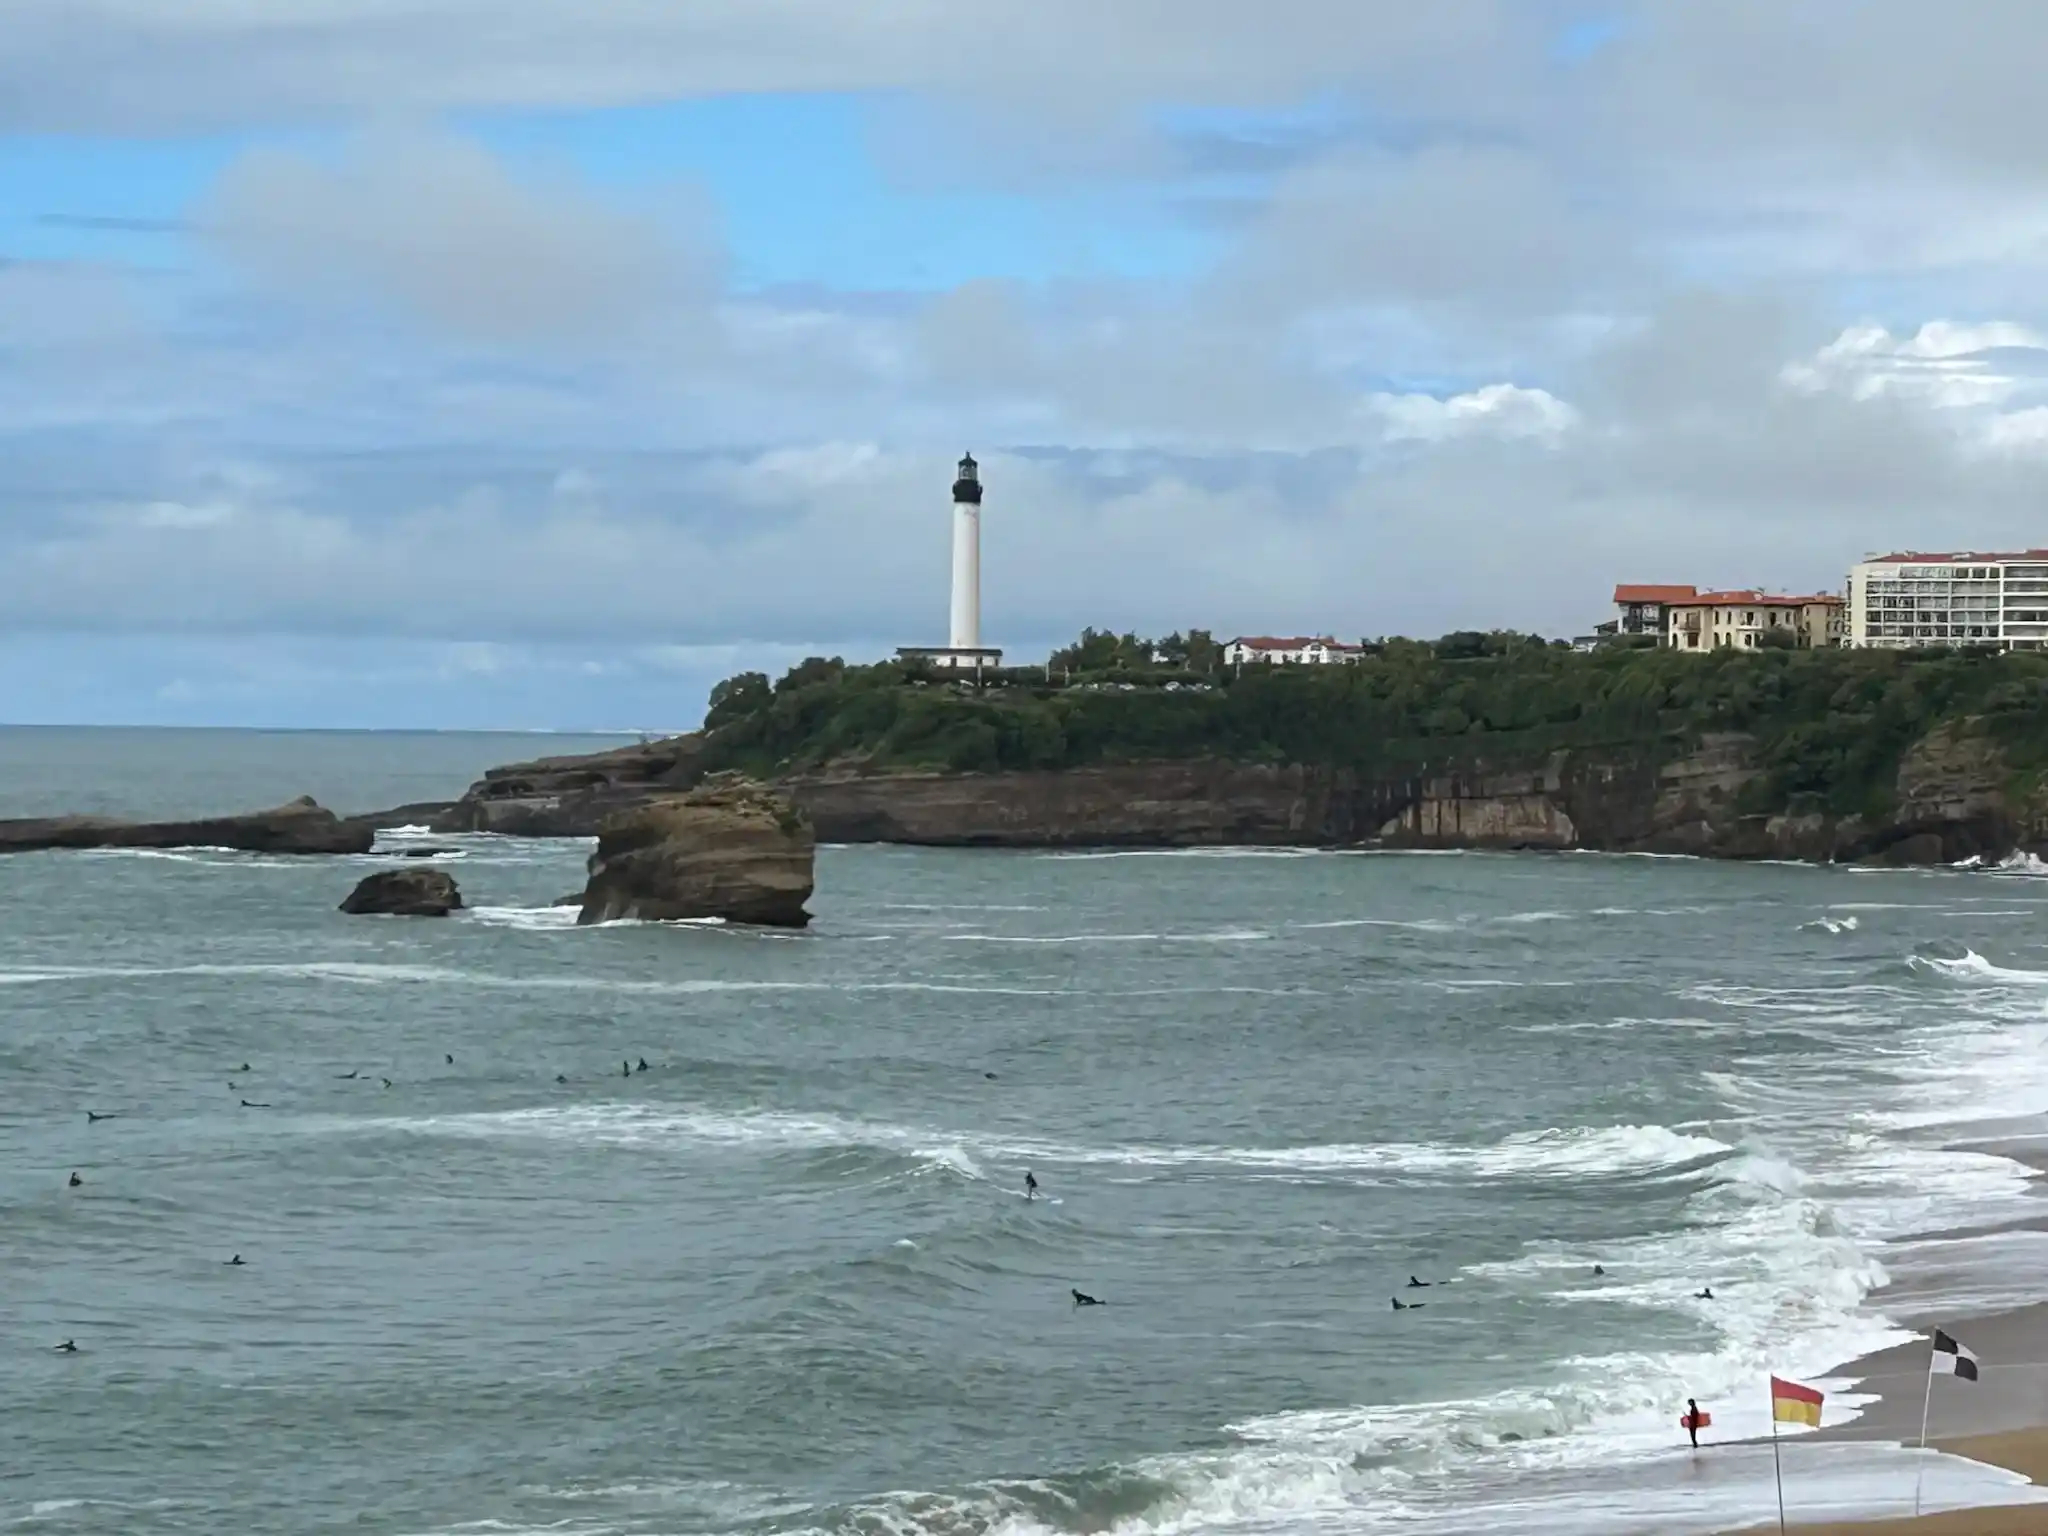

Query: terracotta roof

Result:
[1613,584,1698,604]
[1674,590,1843,608]
[1226,636,1363,651]
[1865,550,2048,564]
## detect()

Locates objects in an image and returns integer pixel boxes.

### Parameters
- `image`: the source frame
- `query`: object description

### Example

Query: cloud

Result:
[1219,146,1626,321]
[1370,383,1578,441]
[201,127,700,342]
[1783,321,2048,408]
[0,1,1521,133]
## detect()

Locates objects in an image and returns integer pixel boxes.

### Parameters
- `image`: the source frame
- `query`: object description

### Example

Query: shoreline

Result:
[1709,1190,2048,1533]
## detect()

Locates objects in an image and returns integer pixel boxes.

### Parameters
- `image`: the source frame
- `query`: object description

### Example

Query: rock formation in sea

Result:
[0,796,375,856]
[431,738,701,836]
[339,867,464,916]
[576,776,814,928]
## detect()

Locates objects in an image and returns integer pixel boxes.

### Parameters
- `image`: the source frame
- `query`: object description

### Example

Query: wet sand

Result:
[1715,1276,2048,1531]
[1726,1432,2048,1532]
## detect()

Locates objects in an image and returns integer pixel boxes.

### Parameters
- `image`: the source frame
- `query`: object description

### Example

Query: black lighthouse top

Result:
[952,452,983,506]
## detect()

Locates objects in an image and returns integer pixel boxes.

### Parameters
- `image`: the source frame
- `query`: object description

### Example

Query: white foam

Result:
[318,1105,1728,1187]
[459,905,582,932]
[943,930,1270,945]
[0,962,1068,997]
[1799,915,1860,934]
[1041,847,1324,860]
[1910,948,2048,985]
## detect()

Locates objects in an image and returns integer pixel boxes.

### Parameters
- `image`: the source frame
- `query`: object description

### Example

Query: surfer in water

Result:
[1407,1276,1432,1288]
[1695,1286,1714,1300]
[68,1171,82,1188]
[1072,1289,1104,1307]
[1025,1172,1038,1201]
[1392,1297,1424,1311]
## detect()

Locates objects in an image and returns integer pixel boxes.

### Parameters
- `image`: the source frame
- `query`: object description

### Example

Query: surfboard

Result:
[1680,1411,1712,1430]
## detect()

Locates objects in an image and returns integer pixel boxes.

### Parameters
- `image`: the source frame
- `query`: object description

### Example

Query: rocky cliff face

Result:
[577,777,814,927]
[436,723,2038,864]
[431,737,704,836]
[786,762,1401,847]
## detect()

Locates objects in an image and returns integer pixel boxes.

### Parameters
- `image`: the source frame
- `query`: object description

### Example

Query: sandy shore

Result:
[1715,1240,2048,1532]
[1721,1431,2048,1532]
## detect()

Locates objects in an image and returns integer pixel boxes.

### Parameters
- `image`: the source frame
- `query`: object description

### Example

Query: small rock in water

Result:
[340,868,463,917]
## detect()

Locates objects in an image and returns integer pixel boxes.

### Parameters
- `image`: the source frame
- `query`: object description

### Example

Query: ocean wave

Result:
[1798,914,1860,934]
[322,1105,1730,1185]
[1040,847,1325,861]
[0,961,1071,997]
[1909,949,2048,985]
[772,1296,1903,1536]
[458,905,582,932]
[943,930,1270,945]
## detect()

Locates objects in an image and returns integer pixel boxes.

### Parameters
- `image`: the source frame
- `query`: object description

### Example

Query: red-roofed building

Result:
[1664,591,1844,652]
[1606,584,1698,639]
[1221,636,1366,666]
[1849,552,2048,649]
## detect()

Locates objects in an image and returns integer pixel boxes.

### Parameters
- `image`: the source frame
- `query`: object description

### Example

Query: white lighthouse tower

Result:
[897,453,1004,672]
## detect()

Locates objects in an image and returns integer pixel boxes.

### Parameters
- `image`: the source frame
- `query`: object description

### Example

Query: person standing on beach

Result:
[1684,1398,1701,1449]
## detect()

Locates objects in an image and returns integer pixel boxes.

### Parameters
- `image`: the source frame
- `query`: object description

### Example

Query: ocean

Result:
[8,727,2048,1534]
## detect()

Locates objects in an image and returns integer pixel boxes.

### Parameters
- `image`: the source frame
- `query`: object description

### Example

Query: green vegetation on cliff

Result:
[698,635,2048,821]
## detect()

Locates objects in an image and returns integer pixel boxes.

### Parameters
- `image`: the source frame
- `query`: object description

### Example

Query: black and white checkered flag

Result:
[1932,1329,1979,1382]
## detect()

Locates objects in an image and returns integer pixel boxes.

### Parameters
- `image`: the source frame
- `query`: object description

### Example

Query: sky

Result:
[7,2,2048,728]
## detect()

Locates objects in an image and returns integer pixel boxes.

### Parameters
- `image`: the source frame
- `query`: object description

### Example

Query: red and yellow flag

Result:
[1770,1375,1823,1428]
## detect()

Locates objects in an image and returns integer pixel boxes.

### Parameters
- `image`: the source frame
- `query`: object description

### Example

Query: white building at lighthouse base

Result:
[896,644,1005,670]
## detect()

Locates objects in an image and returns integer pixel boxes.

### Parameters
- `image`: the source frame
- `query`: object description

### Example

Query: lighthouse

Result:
[949,452,983,650]
[896,453,1005,672]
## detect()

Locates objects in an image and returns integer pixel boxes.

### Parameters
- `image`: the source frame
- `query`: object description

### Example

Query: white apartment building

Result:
[1847,551,2048,649]
[1221,636,1366,666]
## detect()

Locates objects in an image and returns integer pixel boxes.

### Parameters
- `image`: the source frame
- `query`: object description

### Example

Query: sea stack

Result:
[577,776,814,928]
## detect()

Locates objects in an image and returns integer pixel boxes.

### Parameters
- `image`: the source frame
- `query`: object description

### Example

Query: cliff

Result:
[431,724,2042,863]
[430,737,703,835]
[430,646,2048,862]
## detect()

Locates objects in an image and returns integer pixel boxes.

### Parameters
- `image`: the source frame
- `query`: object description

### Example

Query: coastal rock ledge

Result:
[577,777,814,928]
[340,868,464,917]
[0,796,373,856]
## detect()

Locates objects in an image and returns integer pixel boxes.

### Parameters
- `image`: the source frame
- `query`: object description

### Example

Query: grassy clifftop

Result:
[696,635,2048,822]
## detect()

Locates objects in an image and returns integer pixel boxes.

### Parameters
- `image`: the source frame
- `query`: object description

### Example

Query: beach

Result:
[1711,1223,2048,1533]
[1739,1433,2048,1534]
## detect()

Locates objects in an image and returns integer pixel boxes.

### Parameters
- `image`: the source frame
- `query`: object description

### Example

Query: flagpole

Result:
[1772,1410,1788,1536]
[1916,1336,1937,1517]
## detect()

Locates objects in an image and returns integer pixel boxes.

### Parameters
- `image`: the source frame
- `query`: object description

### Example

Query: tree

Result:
[776,656,847,693]
[1048,627,1151,673]
[704,671,772,731]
